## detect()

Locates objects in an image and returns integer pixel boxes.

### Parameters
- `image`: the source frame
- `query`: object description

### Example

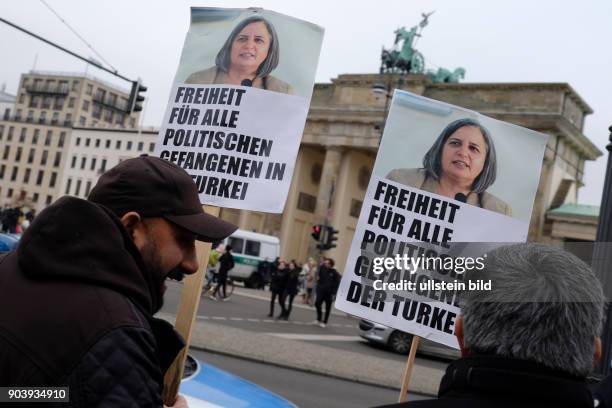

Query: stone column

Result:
[307,146,344,259]
[238,210,249,230]
[314,146,344,225]
[528,154,554,241]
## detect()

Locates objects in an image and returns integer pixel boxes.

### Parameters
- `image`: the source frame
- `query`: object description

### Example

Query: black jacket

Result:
[0,197,184,407]
[316,265,341,294]
[284,267,300,296]
[270,267,288,293]
[376,355,594,408]
[593,373,612,408]
[217,251,235,278]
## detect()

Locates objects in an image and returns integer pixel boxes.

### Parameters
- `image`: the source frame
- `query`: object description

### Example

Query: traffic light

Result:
[316,226,339,251]
[326,227,339,249]
[128,80,147,113]
[311,224,323,241]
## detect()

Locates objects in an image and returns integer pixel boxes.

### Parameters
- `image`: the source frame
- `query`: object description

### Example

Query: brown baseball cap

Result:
[88,155,237,242]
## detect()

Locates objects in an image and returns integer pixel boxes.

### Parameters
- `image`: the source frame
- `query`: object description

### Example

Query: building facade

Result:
[0,71,601,269]
[217,74,602,271]
[60,127,157,199]
[0,84,15,121]
[0,71,143,211]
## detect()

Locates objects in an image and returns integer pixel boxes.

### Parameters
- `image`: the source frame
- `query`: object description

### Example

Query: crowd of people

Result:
[264,256,340,327]
[205,248,341,327]
[0,206,35,234]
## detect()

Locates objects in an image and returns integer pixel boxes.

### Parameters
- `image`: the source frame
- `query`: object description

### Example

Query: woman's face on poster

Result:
[230,21,271,74]
[440,125,487,186]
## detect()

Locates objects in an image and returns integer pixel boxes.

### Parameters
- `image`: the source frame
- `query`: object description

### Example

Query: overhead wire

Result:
[39,0,117,73]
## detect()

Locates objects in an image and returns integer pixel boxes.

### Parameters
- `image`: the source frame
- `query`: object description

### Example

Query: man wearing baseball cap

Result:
[0,155,236,407]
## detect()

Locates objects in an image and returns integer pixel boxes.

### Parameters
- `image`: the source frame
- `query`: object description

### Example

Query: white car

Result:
[358,319,460,360]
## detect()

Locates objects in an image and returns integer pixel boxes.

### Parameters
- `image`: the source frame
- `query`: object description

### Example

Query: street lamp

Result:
[372,73,404,144]
[594,124,612,377]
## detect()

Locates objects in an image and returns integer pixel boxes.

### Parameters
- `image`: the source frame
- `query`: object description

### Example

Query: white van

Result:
[220,229,280,288]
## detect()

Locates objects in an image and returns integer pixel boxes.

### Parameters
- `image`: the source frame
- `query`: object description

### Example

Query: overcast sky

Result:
[0,0,609,206]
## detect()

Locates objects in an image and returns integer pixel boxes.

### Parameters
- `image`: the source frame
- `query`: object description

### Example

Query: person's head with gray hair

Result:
[458,243,604,377]
[215,16,280,78]
[423,118,497,194]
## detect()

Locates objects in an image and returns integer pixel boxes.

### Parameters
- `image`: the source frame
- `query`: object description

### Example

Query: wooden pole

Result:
[162,205,220,406]
[398,335,421,403]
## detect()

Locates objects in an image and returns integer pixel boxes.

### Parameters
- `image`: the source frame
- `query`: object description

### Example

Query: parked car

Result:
[181,354,296,407]
[220,229,280,288]
[358,319,460,360]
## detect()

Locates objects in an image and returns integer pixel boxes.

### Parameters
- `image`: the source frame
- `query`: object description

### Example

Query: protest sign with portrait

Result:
[334,91,548,348]
[155,7,324,212]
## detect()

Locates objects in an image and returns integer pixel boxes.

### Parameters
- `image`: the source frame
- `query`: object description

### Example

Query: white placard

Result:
[156,84,308,211]
[155,7,324,212]
[335,91,548,348]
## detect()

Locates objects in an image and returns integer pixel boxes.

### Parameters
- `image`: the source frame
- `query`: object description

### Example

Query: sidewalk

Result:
[158,312,442,396]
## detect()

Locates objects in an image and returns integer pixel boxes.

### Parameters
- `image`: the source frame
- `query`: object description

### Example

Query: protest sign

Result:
[335,91,548,349]
[155,7,324,212]
[158,8,323,403]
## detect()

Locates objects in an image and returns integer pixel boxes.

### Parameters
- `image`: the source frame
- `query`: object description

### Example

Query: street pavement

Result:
[159,280,449,396]
[162,281,453,366]
[191,349,429,408]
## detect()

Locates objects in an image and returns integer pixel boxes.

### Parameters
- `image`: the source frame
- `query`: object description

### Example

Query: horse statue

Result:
[426,67,466,83]
[379,12,464,80]
[380,24,425,74]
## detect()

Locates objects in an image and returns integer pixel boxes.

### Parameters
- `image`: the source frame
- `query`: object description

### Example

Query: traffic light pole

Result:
[594,125,612,378]
[0,16,133,83]
[1,16,144,113]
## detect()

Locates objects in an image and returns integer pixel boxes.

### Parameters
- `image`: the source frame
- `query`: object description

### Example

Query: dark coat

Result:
[375,355,595,408]
[217,251,235,278]
[316,265,341,294]
[270,266,288,293]
[257,260,272,284]
[0,197,184,407]
[593,373,612,408]
[284,267,301,296]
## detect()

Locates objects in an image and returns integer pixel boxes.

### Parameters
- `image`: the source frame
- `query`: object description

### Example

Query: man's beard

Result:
[140,237,168,311]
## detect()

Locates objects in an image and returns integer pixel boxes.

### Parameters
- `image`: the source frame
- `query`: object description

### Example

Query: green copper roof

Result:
[548,203,600,218]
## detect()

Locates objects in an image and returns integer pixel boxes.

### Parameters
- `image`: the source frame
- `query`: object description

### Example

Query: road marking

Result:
[198,316,358,331]
[232,288,346,317]
[264,333,362,342]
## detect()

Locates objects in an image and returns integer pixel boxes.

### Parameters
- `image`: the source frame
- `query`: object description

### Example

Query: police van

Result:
[221,229,280,288]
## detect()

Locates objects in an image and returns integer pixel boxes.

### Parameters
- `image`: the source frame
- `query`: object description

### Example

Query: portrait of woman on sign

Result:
[186,16,292,94]
[387,118,512,216]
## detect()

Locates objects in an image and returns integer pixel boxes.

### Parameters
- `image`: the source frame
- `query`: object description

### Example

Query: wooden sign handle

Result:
[398,335,421,403]
[162,205,220,406]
